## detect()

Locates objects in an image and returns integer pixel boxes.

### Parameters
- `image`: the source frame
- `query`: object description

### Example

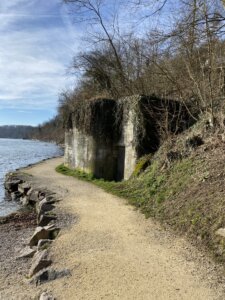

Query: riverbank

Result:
[0,158,75,299]
[1,157,225,299]
[0,138,63,217]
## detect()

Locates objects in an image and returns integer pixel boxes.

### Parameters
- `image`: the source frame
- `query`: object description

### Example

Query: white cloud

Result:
[0,0,80,111]
[0,0,31,11]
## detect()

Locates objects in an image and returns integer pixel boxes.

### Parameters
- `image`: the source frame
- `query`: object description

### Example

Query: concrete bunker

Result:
[64,95,194,181]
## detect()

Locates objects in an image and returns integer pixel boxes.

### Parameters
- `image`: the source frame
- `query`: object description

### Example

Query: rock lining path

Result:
[1,157,225,299]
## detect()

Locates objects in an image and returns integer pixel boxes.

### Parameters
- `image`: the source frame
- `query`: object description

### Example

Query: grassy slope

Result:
[56,121,225,262]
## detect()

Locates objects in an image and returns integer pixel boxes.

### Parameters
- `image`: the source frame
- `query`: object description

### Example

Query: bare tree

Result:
[63,0,131,91]
[130,0,225,117]
[61,0,225,124]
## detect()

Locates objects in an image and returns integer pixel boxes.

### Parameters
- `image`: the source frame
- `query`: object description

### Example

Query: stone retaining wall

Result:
[4,172,70,295]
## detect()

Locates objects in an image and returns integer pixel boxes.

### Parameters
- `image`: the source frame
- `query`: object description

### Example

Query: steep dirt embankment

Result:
[1,157,225,299]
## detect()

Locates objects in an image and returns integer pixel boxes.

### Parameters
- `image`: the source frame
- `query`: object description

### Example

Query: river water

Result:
[0,139,63,216]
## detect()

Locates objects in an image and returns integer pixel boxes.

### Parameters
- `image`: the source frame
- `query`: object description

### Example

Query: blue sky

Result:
[0,0,82,126]
[0,0,177,126]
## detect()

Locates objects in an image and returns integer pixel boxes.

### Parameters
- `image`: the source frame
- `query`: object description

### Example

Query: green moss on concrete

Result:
[132,154,153,177]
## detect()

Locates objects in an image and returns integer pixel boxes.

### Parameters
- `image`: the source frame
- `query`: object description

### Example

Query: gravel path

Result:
[1,157,225,299]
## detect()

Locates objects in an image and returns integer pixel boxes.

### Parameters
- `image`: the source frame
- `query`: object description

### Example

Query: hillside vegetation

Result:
[0,121,64,144]
[30,116,64,144]
[0,125,35,139]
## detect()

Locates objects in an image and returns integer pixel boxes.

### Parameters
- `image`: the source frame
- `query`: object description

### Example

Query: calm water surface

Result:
[0,139,63,216]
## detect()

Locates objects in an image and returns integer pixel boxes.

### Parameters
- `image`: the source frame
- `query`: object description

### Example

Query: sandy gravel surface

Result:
[0,212,36,300]
[1,157,225,300]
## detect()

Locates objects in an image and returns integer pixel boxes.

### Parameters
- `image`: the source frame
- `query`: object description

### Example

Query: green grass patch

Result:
[56,164,95,181]
[56,157,195,218]
[56,164,118,192]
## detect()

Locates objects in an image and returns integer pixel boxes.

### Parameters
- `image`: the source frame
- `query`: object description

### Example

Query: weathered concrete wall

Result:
[64,127,95,173]
[118,106,137,180]
[93,142,118,180]
[64,129,74,168]
[64,97,139,181]
[64,95,195,181]
[72,127,95,173]
[64,126,118,180]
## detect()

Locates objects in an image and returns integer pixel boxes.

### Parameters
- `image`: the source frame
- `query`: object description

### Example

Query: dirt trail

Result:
[2,157,225,300]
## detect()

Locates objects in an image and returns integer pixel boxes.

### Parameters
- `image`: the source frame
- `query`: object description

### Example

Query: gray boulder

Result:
[38,214,57,227]
[5,179,22,192]
[45,195,58,203]
[29,225,60,246]
[28,190,40,204]
[11,191,22,201]
[29,250,52,277]
[30,268,71,285]
[20,196,29,206]
[38,191,46,201]
[16,246,36,259]
[18,182,31,194]
[37,199,55,215]
[27,187,33,196]
[37,239,53,251]
[39,292,55,300]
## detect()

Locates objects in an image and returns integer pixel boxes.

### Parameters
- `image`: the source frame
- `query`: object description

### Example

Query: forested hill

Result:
[0,117,64,143]
[0,125,35,139]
